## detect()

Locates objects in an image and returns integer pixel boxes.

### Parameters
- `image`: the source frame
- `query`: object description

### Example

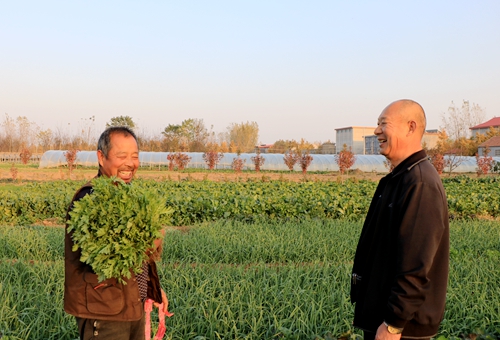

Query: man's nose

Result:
[124,156,135,167]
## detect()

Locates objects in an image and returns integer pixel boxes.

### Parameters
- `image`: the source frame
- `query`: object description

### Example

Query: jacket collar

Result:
[390,149,429,178]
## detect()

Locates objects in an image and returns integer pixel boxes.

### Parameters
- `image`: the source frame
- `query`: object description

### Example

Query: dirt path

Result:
[0,165,383,183]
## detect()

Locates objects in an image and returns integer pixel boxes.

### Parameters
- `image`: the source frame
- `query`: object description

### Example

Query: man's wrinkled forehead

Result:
[378,107,404,124]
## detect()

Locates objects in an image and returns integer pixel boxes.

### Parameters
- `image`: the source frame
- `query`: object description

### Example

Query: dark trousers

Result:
[363,331,375,340]
[76,314,145,340]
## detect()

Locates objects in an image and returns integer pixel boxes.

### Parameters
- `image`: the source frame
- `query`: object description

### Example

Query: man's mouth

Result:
[118,170,134,178]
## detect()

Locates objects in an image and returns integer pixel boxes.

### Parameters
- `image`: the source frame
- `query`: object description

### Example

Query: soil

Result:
[0,166,385,183]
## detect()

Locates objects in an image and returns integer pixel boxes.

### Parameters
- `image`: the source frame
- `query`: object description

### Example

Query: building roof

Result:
[334,126,376,131]
[470,117,500,130]
[478,136,500,148]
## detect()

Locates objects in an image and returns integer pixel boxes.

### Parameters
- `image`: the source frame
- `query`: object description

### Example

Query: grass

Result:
[0,220,499,339]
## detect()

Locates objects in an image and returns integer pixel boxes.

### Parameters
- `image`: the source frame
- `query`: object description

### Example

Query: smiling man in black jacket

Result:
[351,100,449,340]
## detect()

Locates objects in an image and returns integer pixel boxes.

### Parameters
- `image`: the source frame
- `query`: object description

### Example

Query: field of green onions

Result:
[1,219,499,339]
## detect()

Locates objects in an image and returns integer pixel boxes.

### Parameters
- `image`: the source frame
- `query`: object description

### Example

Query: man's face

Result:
[97,133,139,183]
[374,106,409,166]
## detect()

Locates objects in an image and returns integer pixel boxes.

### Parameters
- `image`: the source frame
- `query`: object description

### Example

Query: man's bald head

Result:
[375,99,427,167]
[385,99,427,138]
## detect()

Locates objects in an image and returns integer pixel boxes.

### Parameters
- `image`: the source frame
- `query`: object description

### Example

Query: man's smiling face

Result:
[374,104,409,167]
[97,132,139,183]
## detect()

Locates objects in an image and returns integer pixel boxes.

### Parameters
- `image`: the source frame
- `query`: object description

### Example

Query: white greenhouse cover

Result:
[39,150,500,173]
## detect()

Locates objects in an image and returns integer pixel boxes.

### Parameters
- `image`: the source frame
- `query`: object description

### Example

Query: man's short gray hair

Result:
[97,126,138,158]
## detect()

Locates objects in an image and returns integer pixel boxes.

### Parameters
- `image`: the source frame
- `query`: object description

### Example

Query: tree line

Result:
[0,115,263,154]
[1,100,499,160]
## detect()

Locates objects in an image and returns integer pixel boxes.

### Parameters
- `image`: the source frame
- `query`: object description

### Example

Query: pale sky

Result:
[1,1,499,144]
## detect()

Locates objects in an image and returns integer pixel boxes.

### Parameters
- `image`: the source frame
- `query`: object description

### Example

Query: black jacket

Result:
[351,150,449,338]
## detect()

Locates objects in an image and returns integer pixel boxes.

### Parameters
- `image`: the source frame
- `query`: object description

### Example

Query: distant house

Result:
[422,130,439,150]
[255,144,273,153]
[316,142,336,154]
[477,136,500,156]
[335,126,376,154]
[470,117,500,138]
[363,130,439,155]
[364,135,379,155]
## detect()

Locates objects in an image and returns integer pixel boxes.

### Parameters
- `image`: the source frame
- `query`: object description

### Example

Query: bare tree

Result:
[434,130,466,175]
[79,116,96,149]
[37,129,54,152]
[1,113,17,152]
[441,100,485,140]
[17,116,35,149]
[444,154,466,175]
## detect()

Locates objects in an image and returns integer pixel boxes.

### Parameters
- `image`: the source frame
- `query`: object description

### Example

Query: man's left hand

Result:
[154,289,173,316]
[375,323,402,340]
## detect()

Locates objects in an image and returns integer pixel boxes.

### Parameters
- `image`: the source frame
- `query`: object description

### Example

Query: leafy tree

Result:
[475,147,494,176]
[231,152,246,173]
[106,116,136,129]
[251,149,265,172]
[167,153,176,171]
[175,152,191,170]
[64,149,79,175]
[335,144,356,175]
[283,150,299,171]
[297,138,315,152]
[428,150,445,175]
[441,100,485,140]
[19,148,32,164]
[269,140,297,153]
[227,121,259,153]
[269,138,315,154]
[298,151,313,175]
[161,118,209,152]
[203,144,224,170]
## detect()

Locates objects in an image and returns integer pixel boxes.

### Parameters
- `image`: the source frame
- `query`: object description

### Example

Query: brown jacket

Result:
[64,181,162,321]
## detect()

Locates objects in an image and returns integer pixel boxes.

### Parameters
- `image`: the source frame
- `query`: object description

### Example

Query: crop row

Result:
[1,176,500,226]
[1,219,499,339]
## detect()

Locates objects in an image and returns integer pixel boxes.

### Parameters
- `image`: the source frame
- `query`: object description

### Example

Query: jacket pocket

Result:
[84,272,125,316]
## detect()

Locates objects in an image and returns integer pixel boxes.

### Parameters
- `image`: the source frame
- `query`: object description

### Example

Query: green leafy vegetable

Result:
[67,177,173,283]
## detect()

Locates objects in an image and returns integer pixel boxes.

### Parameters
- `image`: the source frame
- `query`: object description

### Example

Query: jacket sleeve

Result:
[384,180,448,328]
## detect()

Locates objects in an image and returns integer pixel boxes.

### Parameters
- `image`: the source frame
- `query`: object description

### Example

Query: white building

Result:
[335,126,376,154]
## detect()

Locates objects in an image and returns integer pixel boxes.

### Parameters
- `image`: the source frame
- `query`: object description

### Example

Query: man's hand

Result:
[375,323,402,340]
[154,289,174,317]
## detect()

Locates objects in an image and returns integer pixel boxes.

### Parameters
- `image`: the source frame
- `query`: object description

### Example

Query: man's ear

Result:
[407,120,417,136]
[97,150,105,167]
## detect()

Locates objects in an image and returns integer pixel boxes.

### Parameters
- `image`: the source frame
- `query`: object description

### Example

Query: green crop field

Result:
[1,219,499,339]
[2,176,500,226]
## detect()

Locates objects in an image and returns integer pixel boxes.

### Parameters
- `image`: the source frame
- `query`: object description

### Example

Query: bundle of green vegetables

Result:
[67,177,173,283]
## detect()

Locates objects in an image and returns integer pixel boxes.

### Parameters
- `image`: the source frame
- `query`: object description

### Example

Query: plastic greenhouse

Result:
[39,150,500,173]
